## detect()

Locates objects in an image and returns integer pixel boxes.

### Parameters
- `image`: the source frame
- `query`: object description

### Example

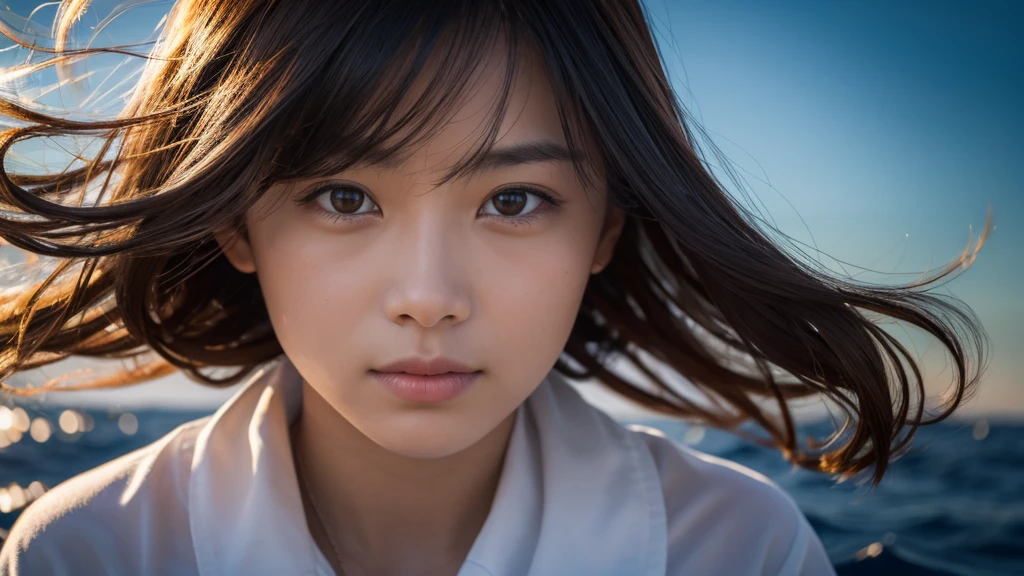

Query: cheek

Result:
[246,220,372,369]
[478,238,593,390]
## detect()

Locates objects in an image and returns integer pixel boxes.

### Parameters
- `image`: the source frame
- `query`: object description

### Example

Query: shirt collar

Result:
[187,355,667,576]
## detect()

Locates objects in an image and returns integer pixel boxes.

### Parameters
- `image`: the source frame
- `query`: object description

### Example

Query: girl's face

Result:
[216,43,625,459]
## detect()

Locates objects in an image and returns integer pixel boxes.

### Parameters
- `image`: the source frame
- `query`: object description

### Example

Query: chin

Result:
[358,413,493,460]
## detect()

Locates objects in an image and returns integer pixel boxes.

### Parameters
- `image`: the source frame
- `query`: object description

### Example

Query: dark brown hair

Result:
[0,0,991,487]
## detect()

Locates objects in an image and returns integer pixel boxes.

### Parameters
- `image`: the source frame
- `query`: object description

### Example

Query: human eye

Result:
[478,185,563,227]
[294,181,381,224]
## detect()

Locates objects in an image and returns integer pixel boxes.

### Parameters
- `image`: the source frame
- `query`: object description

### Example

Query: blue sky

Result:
[1,0,1020,417]
[641,0,1022,417]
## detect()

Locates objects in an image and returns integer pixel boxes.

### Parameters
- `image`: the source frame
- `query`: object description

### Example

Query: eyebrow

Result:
[355,139,580,173]
[473,140,578,171]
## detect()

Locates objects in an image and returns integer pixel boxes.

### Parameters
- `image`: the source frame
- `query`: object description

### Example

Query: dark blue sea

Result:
[0,405,1021,575]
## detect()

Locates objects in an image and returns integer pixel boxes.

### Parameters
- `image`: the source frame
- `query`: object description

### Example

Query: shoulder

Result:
[0,416,209,575]
[625,424,835,576]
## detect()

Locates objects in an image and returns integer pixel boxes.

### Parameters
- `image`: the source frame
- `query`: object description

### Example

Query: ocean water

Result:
[0,405,1021,575]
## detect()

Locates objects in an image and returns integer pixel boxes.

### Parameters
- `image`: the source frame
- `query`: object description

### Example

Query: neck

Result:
[290,378,516,576]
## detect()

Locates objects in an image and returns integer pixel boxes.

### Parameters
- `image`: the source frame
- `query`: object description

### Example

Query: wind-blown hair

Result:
[0,0,991,487]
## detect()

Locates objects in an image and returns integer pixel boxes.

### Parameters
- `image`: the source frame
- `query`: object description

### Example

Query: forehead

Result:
[357,39,579,179]
[267,25,603,195]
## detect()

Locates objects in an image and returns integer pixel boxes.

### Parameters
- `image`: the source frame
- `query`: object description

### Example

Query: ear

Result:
[213,223,257,274]
[590,204,627,275]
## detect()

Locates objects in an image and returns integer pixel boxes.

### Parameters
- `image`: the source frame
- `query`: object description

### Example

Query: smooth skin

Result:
[215,37,626,576]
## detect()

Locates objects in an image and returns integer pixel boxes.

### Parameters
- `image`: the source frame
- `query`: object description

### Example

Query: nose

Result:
[381,214,471,329]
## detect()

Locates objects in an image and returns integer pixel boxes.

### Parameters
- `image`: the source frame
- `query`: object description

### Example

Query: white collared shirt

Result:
[0,355,835,575]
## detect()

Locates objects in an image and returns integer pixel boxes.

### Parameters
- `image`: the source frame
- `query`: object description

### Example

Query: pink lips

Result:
[370,356,481,403]
[371,371,481,403]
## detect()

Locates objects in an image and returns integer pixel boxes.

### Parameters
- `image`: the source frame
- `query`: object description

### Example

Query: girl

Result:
[0,0,990,574]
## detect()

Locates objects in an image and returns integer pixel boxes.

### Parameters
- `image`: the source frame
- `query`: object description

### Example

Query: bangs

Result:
[260,1,597,193]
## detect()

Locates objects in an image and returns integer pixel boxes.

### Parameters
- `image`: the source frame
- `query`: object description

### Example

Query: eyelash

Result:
[294,183,563,228]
